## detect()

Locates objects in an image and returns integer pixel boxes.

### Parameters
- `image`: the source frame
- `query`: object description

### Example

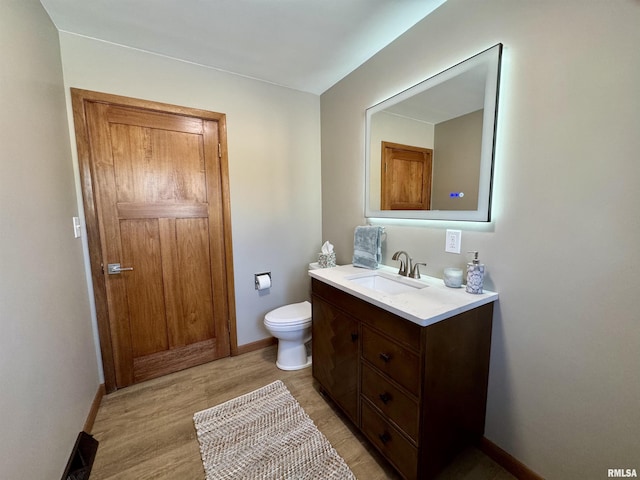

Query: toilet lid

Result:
[265,301,311,326]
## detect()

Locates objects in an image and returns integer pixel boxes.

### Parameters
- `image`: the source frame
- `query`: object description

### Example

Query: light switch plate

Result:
[445,229,461,254]
[72,216,82,238]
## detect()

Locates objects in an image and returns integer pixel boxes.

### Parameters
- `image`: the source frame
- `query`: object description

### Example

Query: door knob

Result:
[107,263,134,275]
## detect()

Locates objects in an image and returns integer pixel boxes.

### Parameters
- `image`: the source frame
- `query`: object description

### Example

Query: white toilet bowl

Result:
[264,301,312,371]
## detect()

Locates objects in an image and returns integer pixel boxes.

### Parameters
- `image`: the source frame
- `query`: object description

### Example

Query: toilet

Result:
[264,301,312,370]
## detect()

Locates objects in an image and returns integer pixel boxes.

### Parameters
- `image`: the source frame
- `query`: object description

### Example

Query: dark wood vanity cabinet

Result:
[311,278,494,480]
[311,293,359,423]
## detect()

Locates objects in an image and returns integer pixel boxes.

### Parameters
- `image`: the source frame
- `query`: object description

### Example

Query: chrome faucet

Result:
[392,251,412,276]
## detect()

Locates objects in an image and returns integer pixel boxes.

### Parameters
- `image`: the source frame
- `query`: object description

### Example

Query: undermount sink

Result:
[346,271,428,295]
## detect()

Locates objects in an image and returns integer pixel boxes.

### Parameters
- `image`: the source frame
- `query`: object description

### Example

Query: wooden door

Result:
[72,89,236,390]
[381,141,433,210]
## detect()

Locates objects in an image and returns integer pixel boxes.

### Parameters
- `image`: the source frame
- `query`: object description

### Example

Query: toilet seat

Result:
[264,301,311,327]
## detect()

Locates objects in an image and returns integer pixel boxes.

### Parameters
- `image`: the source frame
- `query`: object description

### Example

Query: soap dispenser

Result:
[466,251,484,294]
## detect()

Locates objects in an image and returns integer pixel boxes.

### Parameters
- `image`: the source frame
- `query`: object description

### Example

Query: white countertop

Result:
[309,264,498,327]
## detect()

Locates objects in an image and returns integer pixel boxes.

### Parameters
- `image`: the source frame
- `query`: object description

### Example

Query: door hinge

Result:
[218,143,222,158]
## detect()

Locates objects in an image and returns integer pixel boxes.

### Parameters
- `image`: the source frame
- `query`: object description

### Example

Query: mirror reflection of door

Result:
[381,141,433,210]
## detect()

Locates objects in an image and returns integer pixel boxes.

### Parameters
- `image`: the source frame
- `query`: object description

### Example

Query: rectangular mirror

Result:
[365,43,503,222]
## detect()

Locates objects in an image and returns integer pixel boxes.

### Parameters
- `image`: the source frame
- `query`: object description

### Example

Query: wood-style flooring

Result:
[89,346,515,479]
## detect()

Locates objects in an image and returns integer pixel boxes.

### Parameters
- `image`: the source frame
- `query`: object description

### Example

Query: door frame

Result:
[71,88,238,393]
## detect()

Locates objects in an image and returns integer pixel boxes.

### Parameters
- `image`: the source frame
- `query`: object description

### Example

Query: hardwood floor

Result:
[89,346,515,479]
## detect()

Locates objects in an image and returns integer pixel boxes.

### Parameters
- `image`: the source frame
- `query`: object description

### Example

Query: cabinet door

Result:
[312,295,359,423]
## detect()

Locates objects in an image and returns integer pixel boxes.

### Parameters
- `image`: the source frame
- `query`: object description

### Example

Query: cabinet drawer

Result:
[361,363,419,442]
[362,326,420,396]
[361,400,418,480]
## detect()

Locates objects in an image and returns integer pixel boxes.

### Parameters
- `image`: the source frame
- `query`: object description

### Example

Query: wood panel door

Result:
[381,141,433,210]
[72,89,236,390]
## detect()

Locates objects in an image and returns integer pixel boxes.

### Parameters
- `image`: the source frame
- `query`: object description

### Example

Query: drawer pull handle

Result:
[379,352,392,363]
[379,392,392,404]
[351,333,359,342]
[378,431,392,445]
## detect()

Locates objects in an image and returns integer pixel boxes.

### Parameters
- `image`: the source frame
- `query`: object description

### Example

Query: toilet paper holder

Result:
[254,272,272,290]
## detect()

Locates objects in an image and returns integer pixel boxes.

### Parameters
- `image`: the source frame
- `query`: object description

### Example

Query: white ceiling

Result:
[39,0,445,95]
[385,62,488,124]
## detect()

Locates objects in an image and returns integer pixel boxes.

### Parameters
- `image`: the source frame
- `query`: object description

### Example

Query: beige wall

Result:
[321,0,640,478]
[58,32,322,350]
[0,1,100,479]
[432,109,483,210]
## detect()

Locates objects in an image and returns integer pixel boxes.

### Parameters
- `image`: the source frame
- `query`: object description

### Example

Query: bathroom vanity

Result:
[309,265,498,480]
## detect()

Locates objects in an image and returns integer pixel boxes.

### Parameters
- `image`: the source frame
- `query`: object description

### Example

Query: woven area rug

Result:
[193,380,356,480]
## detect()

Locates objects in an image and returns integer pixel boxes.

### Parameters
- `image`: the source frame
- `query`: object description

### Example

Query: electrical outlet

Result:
[445,229,461,254]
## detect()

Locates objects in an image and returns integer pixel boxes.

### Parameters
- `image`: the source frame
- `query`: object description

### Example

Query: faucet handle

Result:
[410,262,426,279]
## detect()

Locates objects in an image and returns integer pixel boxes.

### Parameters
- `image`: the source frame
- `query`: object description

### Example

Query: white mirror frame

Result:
[365,43,503,222]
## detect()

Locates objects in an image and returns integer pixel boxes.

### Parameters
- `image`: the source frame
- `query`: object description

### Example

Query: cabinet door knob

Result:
[351,332,359,342]
[379,392,392,404]
[379,352,391,363]
[378,431,392,445]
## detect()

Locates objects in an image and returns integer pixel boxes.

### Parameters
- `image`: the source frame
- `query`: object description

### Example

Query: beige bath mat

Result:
[193,380,356,479]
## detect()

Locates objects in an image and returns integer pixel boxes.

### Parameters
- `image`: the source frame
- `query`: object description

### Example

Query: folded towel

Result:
[352,226,383,269]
